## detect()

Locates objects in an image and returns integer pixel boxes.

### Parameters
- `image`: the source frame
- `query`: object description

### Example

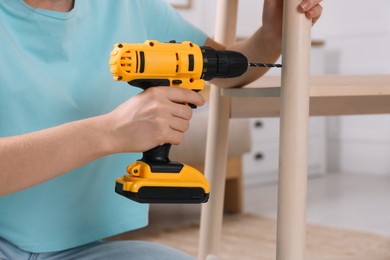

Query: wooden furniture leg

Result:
[276,0,312,259]
[198,0,239,259]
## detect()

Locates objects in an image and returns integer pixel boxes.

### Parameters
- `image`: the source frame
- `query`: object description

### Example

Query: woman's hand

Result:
[299,0,323,25]
[103,87,205,153]
[262,0,323,41]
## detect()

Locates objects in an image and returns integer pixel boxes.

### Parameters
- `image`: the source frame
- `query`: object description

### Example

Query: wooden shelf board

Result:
[222,75,390,118]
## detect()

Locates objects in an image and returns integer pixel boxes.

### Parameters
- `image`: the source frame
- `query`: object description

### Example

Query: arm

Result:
[205,0,323,88]
[0,87,204,196]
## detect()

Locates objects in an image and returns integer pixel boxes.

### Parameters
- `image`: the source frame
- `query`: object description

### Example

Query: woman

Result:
[0,0,322,258]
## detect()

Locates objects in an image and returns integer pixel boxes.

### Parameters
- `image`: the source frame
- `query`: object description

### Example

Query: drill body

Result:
[109,40,249,90]
[109,40,250,204]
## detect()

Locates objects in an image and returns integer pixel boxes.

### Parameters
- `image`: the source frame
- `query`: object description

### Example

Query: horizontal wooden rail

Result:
[222,75,390,117]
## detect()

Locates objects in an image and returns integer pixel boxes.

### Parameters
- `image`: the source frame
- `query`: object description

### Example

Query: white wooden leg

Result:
[276,0,312,259]
[198,0,238,259]
[198,86,230,260]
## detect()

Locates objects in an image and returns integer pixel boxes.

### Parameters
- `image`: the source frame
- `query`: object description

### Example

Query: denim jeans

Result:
[0,237,195,260]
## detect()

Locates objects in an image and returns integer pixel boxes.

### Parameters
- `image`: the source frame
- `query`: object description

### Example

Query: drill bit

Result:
[249,62,282,68]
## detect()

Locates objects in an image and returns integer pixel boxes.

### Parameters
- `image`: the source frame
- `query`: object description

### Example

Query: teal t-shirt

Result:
[0,0,207,253]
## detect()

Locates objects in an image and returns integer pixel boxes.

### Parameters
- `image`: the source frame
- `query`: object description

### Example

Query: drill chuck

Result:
[201,46,249,80]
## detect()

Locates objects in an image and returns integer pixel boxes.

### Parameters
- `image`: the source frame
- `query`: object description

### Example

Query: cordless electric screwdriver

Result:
[109,40,281,204]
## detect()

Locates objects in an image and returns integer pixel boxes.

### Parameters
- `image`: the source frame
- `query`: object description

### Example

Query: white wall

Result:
[171,0,264,38]
[314,0,390,176]
[312,0,390,75]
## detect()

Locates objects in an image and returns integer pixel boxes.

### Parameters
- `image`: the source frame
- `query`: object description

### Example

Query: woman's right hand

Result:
[102,86,205,154]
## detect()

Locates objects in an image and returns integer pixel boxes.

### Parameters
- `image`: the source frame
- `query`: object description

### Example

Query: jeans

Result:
[0,237,195,260]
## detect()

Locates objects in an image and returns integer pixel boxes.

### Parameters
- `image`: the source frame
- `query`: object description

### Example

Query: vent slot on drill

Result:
[139,51,145,73]
[175,53,179,72]
[121,51,132,73]
[188,54,194,71]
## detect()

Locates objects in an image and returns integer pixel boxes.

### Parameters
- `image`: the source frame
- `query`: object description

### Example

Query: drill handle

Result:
[142,144,171,163]
[141,144,184,173]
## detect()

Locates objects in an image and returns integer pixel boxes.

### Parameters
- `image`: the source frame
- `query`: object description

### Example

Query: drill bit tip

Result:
[249,62,282,68]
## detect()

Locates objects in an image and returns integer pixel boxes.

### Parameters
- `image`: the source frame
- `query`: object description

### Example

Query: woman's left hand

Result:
[262,0,323,42]
[299,0,323,25]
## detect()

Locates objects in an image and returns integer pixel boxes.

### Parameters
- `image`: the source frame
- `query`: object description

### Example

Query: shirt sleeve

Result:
[138,0,208,46]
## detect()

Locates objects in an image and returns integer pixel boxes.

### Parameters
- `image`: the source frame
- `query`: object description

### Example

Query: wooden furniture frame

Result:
[198,0,390,259]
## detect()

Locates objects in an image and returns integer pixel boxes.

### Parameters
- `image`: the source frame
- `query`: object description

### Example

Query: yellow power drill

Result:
[109,40,281,204]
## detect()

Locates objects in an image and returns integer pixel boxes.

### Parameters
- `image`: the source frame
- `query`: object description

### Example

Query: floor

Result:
[148,173,390,237]
[244,173,390,236]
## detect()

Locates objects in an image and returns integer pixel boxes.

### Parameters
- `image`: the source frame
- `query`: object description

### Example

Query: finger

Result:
[169,116,190,133]
[299,0,322,12]
[306,4,323,24]
[150,117,185,146]
[166,87,205,107]
[170,103,193,120]
[167,129,185,145]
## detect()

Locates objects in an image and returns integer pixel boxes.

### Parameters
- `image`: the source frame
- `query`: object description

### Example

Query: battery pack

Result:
[115,160,210,204]
[115,182,209,203]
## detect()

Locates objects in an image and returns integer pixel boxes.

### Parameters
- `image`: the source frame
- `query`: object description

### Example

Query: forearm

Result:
[0,116,110,196]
